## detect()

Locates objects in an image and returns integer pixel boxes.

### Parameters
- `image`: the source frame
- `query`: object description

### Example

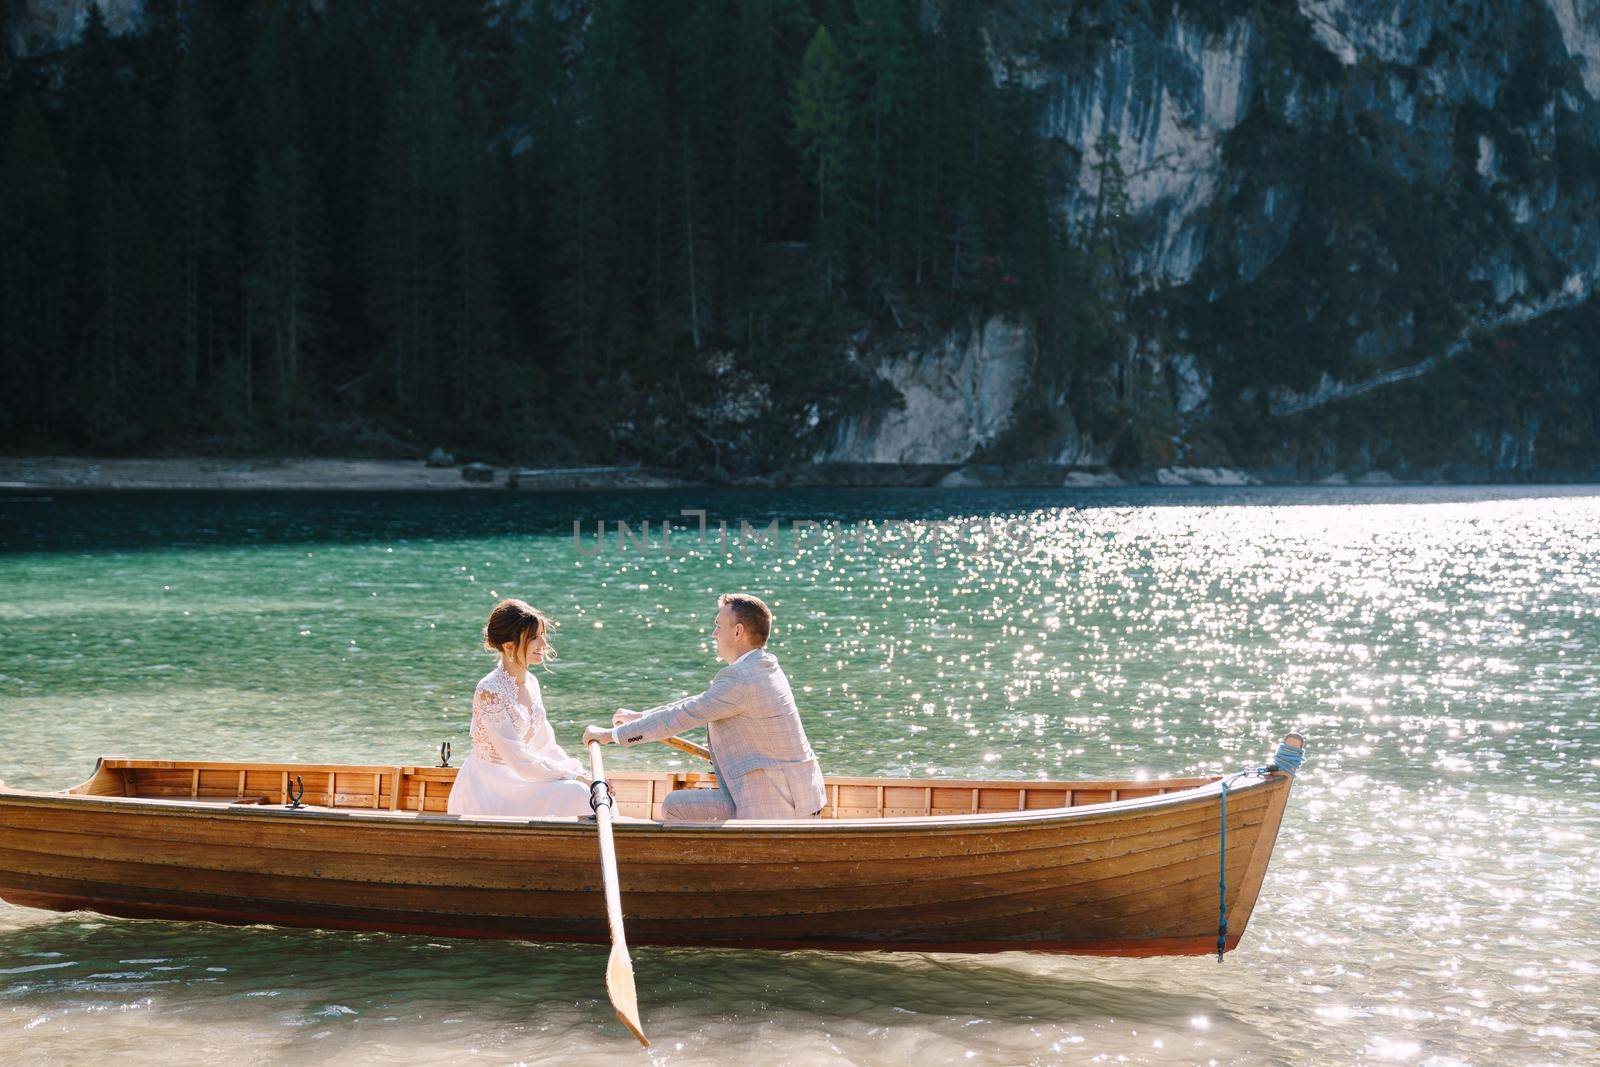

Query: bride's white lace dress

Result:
[446,663,592,818]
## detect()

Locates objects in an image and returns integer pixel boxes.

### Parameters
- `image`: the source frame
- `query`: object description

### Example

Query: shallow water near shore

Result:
[2,485,1598,1065]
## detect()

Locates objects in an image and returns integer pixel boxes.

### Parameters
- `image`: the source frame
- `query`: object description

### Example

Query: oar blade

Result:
[606,942,648,1047]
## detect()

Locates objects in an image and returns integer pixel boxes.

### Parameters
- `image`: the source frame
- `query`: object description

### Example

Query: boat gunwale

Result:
[2,760,1286,835]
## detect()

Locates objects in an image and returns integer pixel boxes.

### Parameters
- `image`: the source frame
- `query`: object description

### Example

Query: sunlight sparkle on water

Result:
[2,486,1598,1064]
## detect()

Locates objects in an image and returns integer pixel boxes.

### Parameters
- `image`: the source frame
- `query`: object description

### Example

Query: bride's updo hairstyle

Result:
[484,598,557,665]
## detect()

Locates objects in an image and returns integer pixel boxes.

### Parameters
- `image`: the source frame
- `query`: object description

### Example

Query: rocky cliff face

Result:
[816,315,1033,464]
[825,0,1600,480]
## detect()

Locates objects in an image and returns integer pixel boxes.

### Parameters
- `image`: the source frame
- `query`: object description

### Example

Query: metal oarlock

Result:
[589,778,616,813]
[285,775,305,809]
[438,741,452,767]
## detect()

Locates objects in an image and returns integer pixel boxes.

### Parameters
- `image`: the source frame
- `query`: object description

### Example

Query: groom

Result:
[583,592,826,822]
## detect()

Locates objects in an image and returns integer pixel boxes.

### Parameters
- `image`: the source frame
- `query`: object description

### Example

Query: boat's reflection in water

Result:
[0,910,1273,1063]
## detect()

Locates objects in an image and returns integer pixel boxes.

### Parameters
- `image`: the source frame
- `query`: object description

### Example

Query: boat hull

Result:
[0,764,1293,957]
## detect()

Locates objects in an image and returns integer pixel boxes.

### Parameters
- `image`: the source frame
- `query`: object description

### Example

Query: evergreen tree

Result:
[1088,131,1138,402]
[448,79,506,417]
[729,0,810,265]
[367,25,462,410]
[844,0,916,258]
[242,3,319,427]
[543,0,637,399]
[671,118,718,351]
[928,0,997,296]
[303,0,389,400]
[502,0,566,399]
[662,0,732,350]
[0,93,70,440]
[790,23,854,292]
[60,5,149,440]
[149,0,229,404]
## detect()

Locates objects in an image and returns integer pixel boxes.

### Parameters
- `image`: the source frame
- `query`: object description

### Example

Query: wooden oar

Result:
[586,741,648,1047]
[662,734,712,762]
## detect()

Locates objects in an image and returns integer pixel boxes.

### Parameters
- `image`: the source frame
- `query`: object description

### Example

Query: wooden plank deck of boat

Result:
[0,755,1297,957]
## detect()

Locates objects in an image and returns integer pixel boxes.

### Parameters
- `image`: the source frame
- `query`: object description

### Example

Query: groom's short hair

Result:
[719,592,772,645]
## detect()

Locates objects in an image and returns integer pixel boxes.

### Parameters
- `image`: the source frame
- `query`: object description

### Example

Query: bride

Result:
[447,598,594,818]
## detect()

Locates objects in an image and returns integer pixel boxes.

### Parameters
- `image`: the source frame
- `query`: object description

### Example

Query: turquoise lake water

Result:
[2,486,1597,1064]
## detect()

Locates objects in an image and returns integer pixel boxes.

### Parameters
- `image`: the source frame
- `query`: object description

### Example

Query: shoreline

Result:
[1,455,1596,492]
[0,456,689,492]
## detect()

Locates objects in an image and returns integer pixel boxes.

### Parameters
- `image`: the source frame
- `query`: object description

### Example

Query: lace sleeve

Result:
[524,675,586,778]
[473,679,582,783]
[475,682,518,725]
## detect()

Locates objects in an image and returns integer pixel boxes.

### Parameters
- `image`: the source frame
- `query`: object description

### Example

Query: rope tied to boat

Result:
[1216,733,1305,962]
[1215,769,1256,961]
[1262,738,1304,777]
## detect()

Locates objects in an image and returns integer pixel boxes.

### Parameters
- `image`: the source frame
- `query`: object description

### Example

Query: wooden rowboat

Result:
[0,738,1301,958]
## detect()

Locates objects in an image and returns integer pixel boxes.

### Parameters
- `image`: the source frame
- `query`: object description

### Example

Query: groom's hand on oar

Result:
[593,709,646,747]
[587,710,643,747]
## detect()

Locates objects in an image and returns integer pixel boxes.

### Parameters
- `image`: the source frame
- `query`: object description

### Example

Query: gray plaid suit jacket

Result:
[614,648,826,818]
